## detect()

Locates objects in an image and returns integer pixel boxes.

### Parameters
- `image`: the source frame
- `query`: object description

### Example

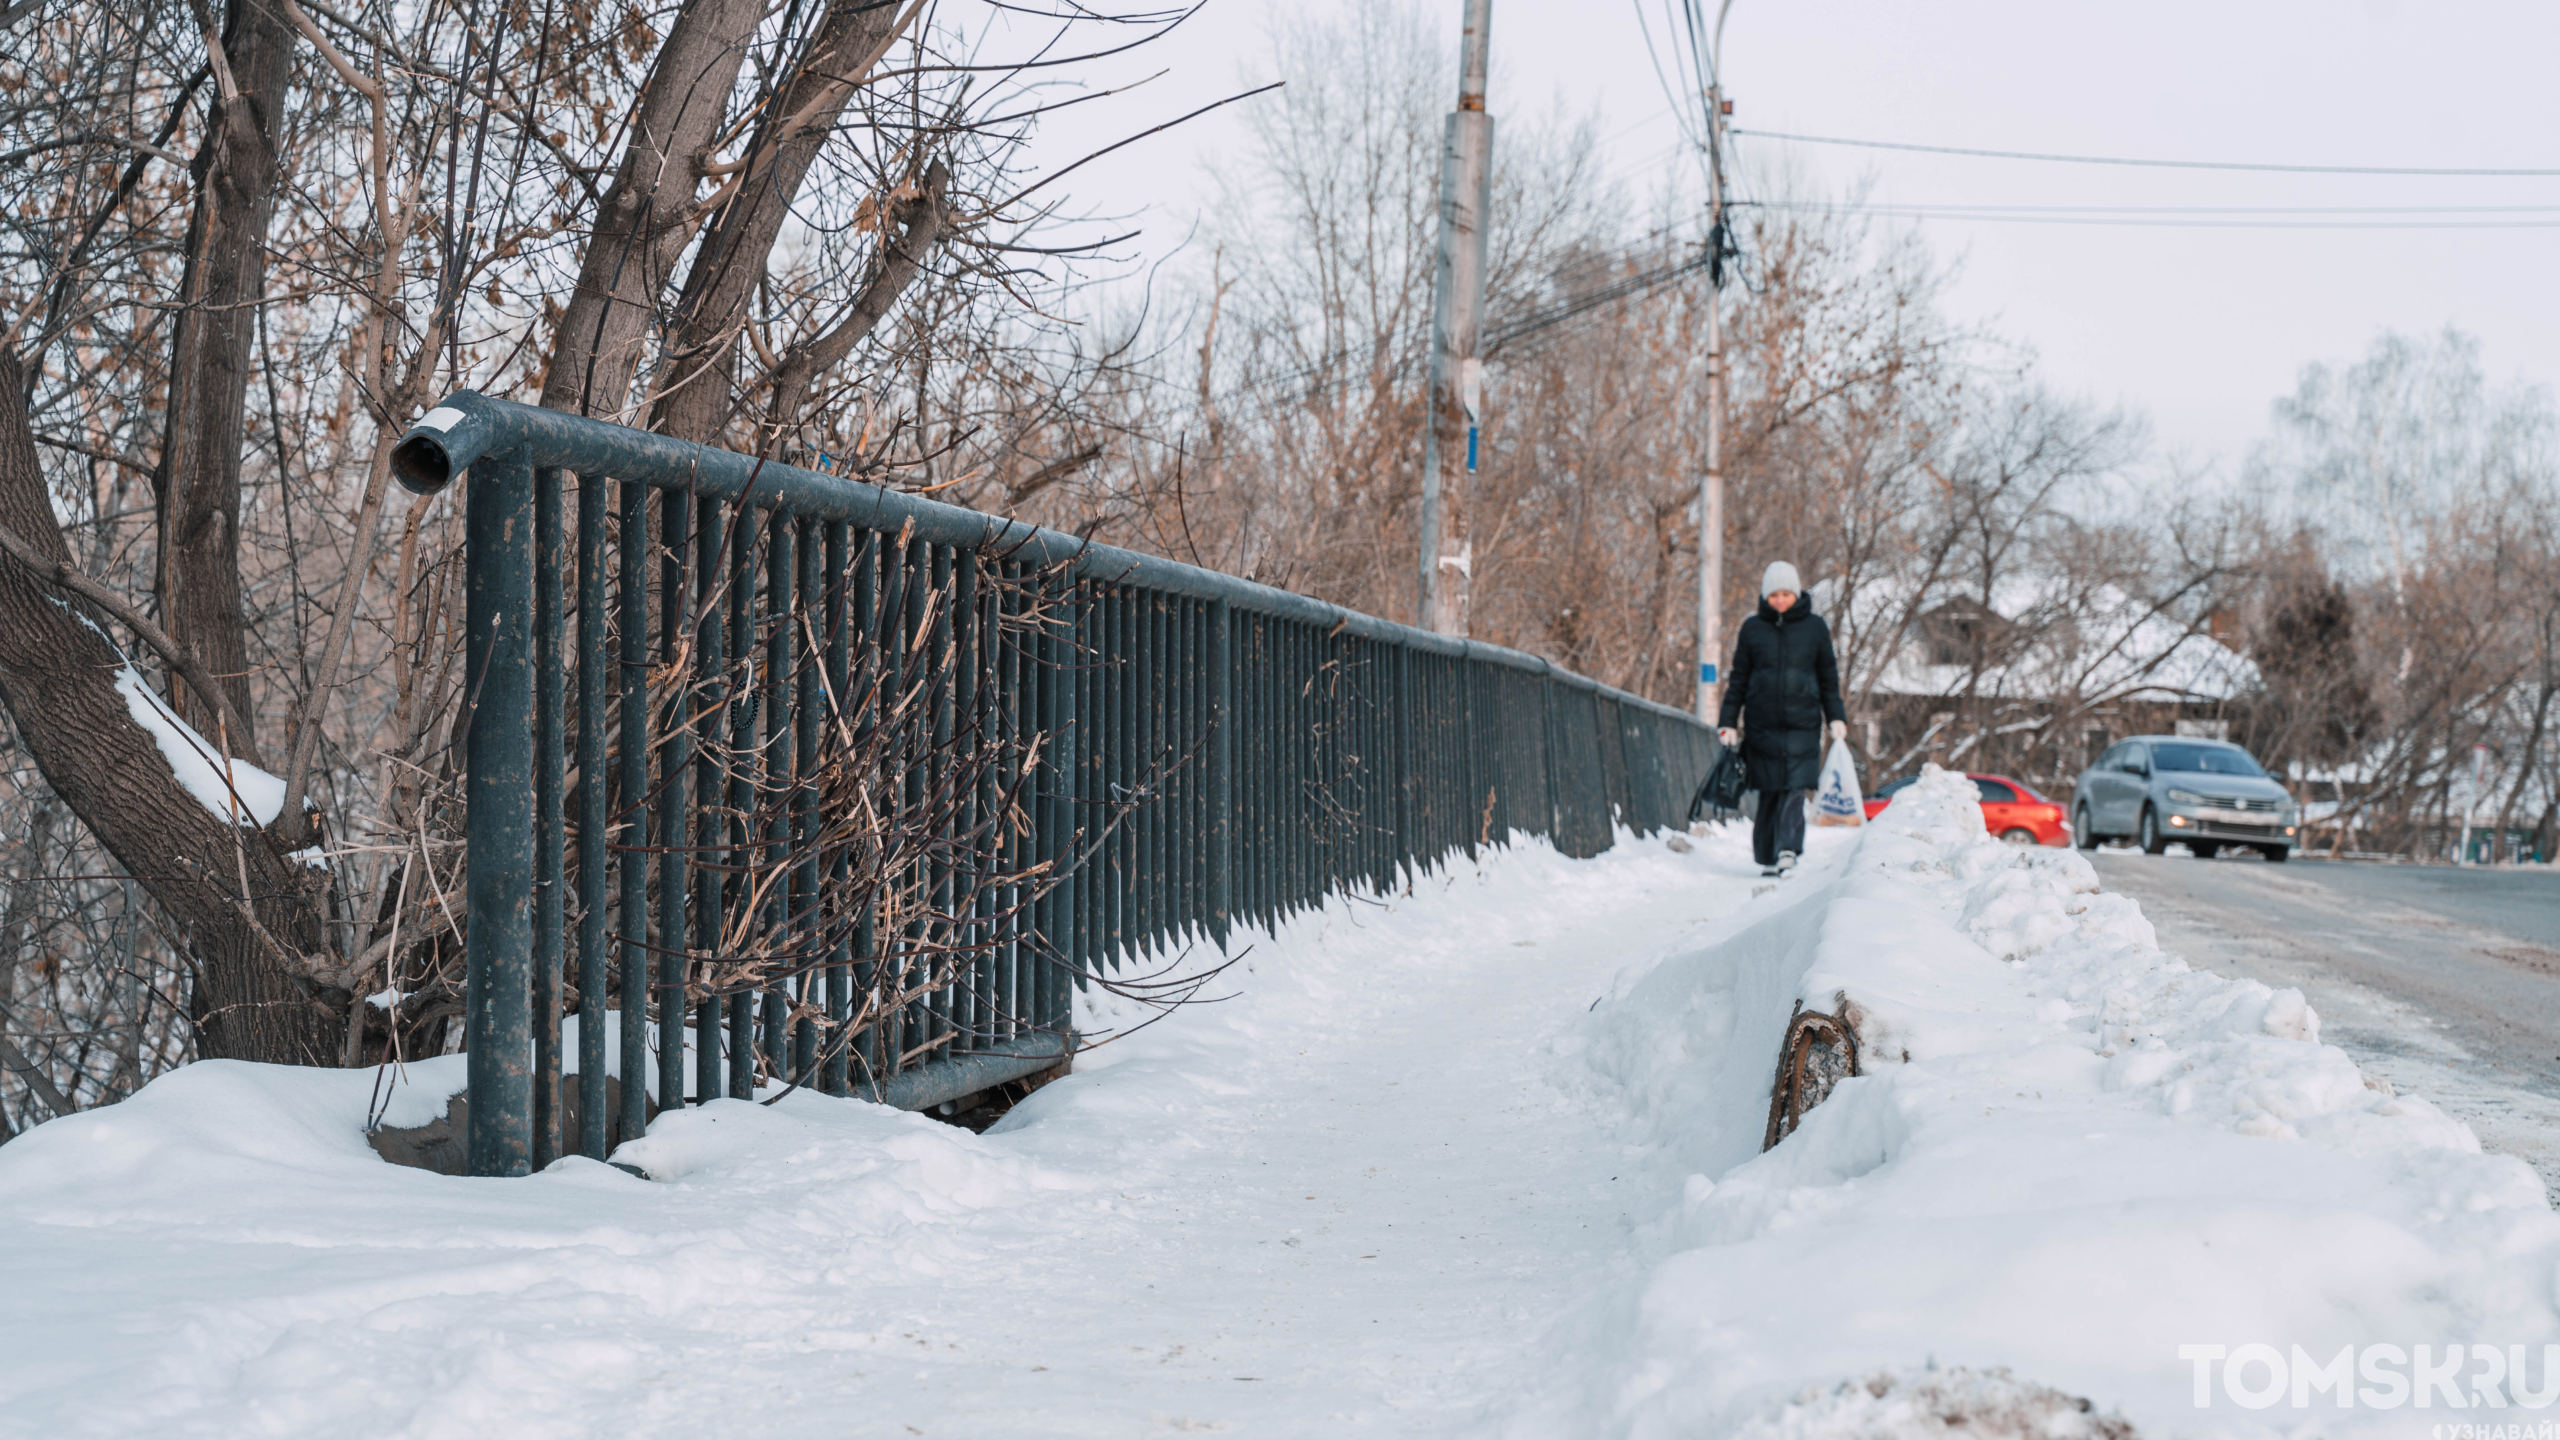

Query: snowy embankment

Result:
[0,827,1773,1438]
[1534,767,2560,1438]
[0,767,2551,1438]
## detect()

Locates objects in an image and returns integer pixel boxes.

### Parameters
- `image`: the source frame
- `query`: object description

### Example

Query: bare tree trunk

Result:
[536,0,764,419]
[0,354,338,1064]
[152,0,295,758]
[652,0,918,445]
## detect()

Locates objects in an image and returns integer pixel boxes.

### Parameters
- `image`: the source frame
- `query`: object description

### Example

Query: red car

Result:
[1864,772,2071,847]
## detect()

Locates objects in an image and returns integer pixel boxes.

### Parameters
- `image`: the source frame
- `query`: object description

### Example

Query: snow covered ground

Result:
[1,769,2554,1438]
[1538,770,2560,1437]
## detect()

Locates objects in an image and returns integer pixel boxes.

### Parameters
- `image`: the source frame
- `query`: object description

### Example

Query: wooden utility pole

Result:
[1695,6,1734,722]
[1417,0,1493,635]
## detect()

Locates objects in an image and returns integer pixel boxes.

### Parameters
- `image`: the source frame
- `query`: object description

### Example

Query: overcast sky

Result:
[1008,0,2560,474]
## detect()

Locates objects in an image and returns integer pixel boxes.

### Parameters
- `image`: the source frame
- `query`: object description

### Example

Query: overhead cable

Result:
[1732,128,2560,177]
[1765,202,2560,215]
[1779,204,2560,231]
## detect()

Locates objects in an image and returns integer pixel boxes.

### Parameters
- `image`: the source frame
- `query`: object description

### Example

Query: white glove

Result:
[1828,720,1848,742]
[1717,727,1739,747]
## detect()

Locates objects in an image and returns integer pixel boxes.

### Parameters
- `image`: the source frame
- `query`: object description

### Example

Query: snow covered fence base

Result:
[1556,765,2560,1439]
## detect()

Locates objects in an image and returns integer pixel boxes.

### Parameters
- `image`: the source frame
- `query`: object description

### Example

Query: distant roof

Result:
[1825,576,2257,703]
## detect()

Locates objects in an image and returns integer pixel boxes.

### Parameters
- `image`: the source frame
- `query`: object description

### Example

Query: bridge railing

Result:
[391,392,1717,1176]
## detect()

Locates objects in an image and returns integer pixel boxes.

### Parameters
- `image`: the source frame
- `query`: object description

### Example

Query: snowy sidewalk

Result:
[0,831,1780,1439]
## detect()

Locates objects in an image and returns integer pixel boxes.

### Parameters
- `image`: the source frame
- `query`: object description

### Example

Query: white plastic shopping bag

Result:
[1812,739,1864,826]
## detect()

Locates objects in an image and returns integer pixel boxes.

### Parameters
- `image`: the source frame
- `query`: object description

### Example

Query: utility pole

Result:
[1694,3,1735,722]
[1417,0,1493,636]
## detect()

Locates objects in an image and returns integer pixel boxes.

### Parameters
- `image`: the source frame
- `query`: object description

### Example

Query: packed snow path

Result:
[0,835,1780,1439]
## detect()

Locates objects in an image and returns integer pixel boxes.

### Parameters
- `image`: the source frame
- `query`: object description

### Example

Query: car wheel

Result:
[2259,845,2290,863]
[2073,804,2098,851]
[2000,827,2038,846]
[2139,806,2168,855]
[2190,843,2220,860]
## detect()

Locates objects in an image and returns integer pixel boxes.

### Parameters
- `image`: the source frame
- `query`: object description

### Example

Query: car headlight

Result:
[2164,787,2205,805]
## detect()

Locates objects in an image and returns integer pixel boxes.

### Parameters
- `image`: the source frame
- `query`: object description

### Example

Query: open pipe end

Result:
[391,432,456,495]
[389,393,496,496]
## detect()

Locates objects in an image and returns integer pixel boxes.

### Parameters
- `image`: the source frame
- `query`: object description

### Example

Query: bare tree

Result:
[0,0,1199,1124]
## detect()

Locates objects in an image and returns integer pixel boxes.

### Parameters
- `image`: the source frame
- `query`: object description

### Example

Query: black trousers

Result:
[1752,787,1807,867]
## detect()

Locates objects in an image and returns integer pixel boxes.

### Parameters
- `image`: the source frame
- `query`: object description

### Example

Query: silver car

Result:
[2069,735,2302,861]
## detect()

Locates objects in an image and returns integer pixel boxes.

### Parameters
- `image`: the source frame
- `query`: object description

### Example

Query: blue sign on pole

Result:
[1698,662,1717,684]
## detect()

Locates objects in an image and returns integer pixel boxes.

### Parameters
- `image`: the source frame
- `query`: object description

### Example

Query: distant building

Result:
[1824,578,2255,794]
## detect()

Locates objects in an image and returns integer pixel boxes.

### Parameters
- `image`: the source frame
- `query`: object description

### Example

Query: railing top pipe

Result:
[391,390,1707,730]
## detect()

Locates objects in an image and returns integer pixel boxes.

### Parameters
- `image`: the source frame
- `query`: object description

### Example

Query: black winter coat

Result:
[1717,595,1847,793]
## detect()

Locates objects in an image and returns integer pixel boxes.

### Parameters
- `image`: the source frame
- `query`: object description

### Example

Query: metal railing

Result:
[391,392,1717,1177]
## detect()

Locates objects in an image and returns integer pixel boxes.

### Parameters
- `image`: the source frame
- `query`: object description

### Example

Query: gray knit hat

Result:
[1761,561,1802,597]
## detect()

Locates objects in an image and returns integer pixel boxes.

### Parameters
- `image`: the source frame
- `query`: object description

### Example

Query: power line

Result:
[1768,202,2560,215]
[1206,235,1718,417]
[1773,203,2560,231]
[1485,249,1710,353]
[1732,127,2560,177]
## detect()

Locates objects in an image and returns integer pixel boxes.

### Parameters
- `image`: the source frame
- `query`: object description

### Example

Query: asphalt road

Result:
[2090,847,2560,1190]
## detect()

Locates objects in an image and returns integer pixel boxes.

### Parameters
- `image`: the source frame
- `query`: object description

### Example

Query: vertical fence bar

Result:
[531,465,564,1171]
[1291,623,1306,913]
[464,444,535,1178]
[692,495,726,1105]
[891,535,922,1072]
[1254,617,1271,929]
[761,517,795,1082]
[793,518,821,1083]
[1029,580,1055,1025]
[1181,599,1199,942]
[852,528,882,1090]
[726,512,758,1099]
[1280,622,1295,915]
[994,560,1021,1041]
[1143,592,1162,956]
[575,472,608,1160]
[1053,579,1082,1016]
[1110,588,1130,968]
[971,551,993,1039]
[821,520,852,1096]
[924,542,954,1057]
[951,548,979,1046]
[1211,598,1231,947]
[1070,583,1091,988]
[1148,594,1166,953]
[617,478,650,1143]
[654,490,690,1117]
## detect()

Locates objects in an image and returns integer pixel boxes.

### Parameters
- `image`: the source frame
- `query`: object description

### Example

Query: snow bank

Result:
[1550,766,2560,1438]
[0,1054,1092,1439]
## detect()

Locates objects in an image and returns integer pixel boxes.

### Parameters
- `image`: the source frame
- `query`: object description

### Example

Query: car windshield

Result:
[2149,743,2265,778]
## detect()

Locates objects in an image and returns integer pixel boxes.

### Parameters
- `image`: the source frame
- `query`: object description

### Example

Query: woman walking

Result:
[1716,562,1848,877]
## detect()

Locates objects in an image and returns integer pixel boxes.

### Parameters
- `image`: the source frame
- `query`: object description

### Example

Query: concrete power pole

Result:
[1694,7,1735,722]
[1417,0,1493,636]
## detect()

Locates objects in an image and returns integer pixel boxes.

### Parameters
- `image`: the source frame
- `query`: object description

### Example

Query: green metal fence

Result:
[391,391,1718,1176]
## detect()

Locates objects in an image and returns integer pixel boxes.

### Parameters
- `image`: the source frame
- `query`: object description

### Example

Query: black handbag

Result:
[1689,744,1749,824]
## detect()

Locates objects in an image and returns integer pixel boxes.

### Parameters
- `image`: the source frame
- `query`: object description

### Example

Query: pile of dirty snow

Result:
[1534,765,2560,1438]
